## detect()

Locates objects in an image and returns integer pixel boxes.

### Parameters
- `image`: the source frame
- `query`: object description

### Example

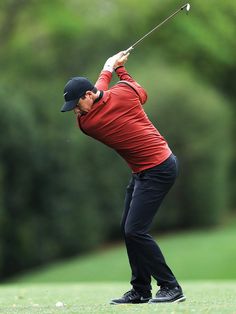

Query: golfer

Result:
[61,52,186,304]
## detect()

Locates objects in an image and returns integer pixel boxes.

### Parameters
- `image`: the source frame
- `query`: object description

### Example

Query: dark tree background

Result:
[0,0,235,279]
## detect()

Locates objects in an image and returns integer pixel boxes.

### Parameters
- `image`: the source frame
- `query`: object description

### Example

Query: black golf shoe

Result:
[110,289,152,304]
[149,286,186,303]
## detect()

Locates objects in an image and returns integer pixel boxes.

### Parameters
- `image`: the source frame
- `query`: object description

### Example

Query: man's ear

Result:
[85,91,93,97]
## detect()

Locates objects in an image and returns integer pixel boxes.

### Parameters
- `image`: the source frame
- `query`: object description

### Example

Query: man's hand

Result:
[114,51,130,69]
[103,51,129,73]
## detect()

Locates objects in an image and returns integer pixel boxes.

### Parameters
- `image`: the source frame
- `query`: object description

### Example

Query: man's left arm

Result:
[95,51,129,91]
[95,71,112,91]
[95,52,125,91]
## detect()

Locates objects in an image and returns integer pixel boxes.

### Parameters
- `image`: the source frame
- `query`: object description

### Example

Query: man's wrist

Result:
[103,64,114,73]
[114,65,124,71]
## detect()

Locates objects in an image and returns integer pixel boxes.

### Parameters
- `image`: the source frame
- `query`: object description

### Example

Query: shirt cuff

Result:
[114,65,125,72]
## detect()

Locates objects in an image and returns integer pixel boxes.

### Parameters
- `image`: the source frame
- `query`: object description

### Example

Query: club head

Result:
[181,3,191,14]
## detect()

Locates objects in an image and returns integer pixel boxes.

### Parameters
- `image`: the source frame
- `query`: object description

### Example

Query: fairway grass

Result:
[0,282,236,314]
[13,219,236,283]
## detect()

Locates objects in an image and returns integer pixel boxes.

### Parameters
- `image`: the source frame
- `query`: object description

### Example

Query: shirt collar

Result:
[93,90,104,104]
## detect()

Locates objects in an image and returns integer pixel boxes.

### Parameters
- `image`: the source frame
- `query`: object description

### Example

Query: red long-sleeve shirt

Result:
[77,66,172,173]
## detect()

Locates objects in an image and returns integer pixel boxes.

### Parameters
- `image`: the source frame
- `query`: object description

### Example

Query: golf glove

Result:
[102,52,124,73]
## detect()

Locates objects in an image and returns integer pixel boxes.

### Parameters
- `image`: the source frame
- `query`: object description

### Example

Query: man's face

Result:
[75,91,94,114]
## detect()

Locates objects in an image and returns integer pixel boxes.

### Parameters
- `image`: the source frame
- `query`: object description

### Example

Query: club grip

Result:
[123,47,133,55]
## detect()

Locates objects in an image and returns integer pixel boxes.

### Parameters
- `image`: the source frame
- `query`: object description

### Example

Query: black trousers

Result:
[121,154,179,294]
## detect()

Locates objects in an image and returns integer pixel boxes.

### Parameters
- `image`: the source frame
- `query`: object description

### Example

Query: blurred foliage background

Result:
[0,0,235,280]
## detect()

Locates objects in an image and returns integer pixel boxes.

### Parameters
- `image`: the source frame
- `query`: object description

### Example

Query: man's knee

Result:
[124,226,140,239]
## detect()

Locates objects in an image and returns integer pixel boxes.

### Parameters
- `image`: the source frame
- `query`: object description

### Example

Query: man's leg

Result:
[121,177,152,295]
[124,155,180,291]
[110,176,152,304]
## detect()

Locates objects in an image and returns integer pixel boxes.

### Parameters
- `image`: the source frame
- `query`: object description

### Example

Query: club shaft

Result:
[124,3,189,54]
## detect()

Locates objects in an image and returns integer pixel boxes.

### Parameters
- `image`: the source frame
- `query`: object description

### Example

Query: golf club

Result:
[123,3,191,55]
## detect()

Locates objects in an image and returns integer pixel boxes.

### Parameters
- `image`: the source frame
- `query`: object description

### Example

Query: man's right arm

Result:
[115,66,148,105]
[113,52,147,104]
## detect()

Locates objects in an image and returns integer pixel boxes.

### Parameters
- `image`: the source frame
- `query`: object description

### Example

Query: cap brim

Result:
[60,99,78,112]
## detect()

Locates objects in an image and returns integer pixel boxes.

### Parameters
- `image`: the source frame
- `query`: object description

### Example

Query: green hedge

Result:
[134,58,232,228]
[0,59,233,278]
[0,0,234,279]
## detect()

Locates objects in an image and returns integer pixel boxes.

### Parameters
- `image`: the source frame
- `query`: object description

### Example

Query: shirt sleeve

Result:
[115,66,148,105]
[95,70,112,91]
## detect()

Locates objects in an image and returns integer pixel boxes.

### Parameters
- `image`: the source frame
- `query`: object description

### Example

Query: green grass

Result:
[1,282,236,313]
[13,218,236,283]
[2,220,236,313]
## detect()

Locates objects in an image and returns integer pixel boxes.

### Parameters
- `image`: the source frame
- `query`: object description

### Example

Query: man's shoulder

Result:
[108,83,135,99]
[110,81,135,91]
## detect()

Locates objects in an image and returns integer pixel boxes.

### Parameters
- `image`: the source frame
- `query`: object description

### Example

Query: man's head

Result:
[61,77,97,113]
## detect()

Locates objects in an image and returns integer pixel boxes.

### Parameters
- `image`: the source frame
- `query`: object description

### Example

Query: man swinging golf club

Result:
[61,2,191,305]
[61,51,186,304]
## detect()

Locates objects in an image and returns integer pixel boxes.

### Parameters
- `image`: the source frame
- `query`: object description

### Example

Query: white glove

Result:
[102,52,124,73]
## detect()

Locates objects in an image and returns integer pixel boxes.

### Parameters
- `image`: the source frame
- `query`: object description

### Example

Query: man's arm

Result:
[115,66,148,105]
[113,52,147,104]
[95,51,147,104]
[95,52,126,91]
[95,70,112,91]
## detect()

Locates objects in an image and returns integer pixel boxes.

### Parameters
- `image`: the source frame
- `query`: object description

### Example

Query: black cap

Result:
[61,77,94,112]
